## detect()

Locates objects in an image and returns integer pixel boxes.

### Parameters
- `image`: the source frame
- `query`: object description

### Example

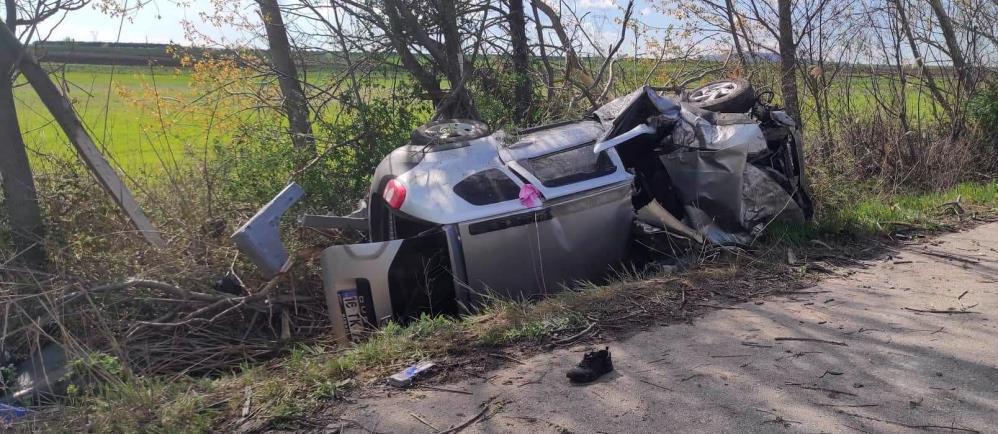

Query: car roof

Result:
[497,120,604,162]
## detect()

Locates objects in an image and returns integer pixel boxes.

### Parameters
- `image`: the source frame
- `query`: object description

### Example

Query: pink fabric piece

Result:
[518,183,543,207]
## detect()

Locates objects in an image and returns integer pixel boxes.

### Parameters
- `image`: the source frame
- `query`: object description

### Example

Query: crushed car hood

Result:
[592,85,811,245]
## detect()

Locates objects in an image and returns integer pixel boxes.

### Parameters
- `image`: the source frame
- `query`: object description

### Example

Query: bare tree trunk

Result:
[0,12,45,266]
[777,0,802,124]
[532,0,597,99]
[381,1,446,104]
[530,1,555,94]
[927,0,971,93]
[509,0,532,124]
[723,0,749,67]
[0,58,46,266]
[892,0,954,119]
[379,0,478,119]
[257,0,314,153]
[433,0,478,119]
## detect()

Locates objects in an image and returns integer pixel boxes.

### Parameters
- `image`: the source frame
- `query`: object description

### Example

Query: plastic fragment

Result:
[518,183,543,208]
[388,361,435,388]
[0,404,29,422]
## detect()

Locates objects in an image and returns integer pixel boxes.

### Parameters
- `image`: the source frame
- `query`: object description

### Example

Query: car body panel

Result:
[457,180,633,303]
[390,123,632,224]
[321,230,458,343]
[321,240,401,343]
[497,120,604,162]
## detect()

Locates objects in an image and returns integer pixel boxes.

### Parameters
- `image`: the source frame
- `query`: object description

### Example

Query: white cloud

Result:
[579,0,616,9]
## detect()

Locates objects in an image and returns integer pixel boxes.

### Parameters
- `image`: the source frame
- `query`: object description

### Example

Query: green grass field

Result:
[14,64,210,173]
[14,63,941,175]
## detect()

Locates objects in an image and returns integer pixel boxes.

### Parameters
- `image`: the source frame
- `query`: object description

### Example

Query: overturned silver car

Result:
[233,80,812,343]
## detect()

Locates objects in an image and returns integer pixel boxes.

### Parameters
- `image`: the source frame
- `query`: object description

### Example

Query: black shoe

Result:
[566,347,613,383]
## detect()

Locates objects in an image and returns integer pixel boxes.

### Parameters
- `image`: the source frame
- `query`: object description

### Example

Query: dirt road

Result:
[336,223,998,433]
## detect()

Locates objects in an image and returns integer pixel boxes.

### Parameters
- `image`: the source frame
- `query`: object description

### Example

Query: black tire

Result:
[411,119,490,148]
[686,79,756,113]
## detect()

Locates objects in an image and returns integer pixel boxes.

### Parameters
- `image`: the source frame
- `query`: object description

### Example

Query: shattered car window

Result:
[453,168,521,205]
[520,144,616,187]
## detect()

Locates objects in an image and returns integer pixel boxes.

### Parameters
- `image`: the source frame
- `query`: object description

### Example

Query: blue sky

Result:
[37,1,240,44]
[36,0,674,52]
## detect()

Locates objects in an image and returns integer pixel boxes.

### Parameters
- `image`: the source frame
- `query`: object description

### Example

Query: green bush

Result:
[471,61,546,128]
[969,82,998,135]
[211,96,425,214]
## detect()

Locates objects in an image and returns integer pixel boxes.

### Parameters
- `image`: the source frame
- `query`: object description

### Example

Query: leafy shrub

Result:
[969,82,998,137]
[470,62,546,128]
[211,96,426,214]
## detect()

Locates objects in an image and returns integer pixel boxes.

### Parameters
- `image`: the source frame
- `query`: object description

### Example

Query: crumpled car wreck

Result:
[233,80,812,343]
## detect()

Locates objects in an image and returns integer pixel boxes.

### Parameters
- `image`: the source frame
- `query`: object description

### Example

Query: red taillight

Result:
[383,179,407,209]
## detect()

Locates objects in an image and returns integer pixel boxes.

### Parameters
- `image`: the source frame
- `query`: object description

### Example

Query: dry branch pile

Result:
[1,263,329,382]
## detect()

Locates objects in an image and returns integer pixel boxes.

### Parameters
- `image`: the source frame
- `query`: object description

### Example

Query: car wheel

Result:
[411,119,490,148]
[686,79,756,113]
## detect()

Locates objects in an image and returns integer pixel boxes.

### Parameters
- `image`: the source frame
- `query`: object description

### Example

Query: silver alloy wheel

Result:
[423,121,480,140]
[688,81,737,102]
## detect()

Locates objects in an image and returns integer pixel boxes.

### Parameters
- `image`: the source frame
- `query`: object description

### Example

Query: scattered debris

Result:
[915,249,980,264]
[409,412,437,431]
[810,402,878,408]
[681,373,704,382]
[388,361,436,388]
[638,379,674,392]
[240,386,252,418]
[742,341,773,348]
[939,196,965,216]
[214,275,246,296]
[488,352,525,365]
[552,323,596,346]
[0,404,28,423]
[903,307,980,314]
[421,386,473,396]
[785,382,858,397]
[775,337,848,346]
[838,410,980,433]
[566,347,614,383]
[756,408,801,428]
[695,303,744,310]
[518,369,549,387]
[810,240,833,250]
[438,398,495,434]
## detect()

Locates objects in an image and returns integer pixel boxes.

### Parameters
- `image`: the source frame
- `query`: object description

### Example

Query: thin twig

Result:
[552,322,595,345]
[488,352,525,365]
[903,308,980,314]
[421,386,473,395]
[785,382,858,397]
[410,412,438,431]
[638,379,674,392]
[437,401,491,434]
[775,337,848,346]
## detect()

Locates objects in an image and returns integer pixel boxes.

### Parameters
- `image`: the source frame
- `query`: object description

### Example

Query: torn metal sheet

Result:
[636,200,704,244]
[593,85,811,245]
